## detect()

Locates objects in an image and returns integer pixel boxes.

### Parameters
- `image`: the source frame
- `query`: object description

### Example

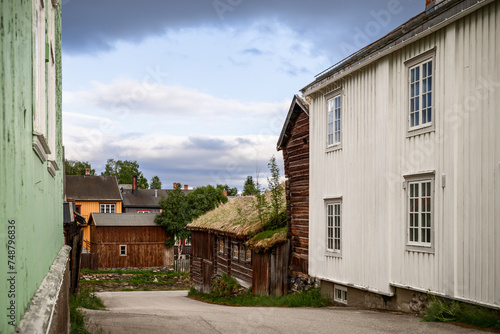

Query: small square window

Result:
[334,285,347,305]
[120,245,127,256]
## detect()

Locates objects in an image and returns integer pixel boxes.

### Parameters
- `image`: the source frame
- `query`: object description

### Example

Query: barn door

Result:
[202,260,213,293]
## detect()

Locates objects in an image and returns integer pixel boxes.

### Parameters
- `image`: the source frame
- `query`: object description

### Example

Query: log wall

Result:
[282,111,310,277]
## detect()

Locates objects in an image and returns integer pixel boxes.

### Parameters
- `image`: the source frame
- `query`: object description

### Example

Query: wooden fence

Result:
[81,253,98,270]
[174,257,190,272]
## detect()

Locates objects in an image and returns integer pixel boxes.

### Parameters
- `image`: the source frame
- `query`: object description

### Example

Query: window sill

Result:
[325,144,342,153]
[405,244,435,254]
[406,125,434,138]
[33,133,51,163]
[48,160,59,177]
[325,251,342,258]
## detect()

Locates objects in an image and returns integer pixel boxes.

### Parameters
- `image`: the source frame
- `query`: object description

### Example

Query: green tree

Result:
[155,185,189,248]
[150,176,162,189]
[187,185,228,221]
[216,184,238,196]
[242,176,259,196]
[65,160,95,175]
[267,155,285,229]
[253,172,269,224]
[101,159,149,188]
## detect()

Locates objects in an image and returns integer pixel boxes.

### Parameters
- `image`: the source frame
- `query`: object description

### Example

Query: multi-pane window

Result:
[327,95,341,146]
[409,59,433,129]
[100,204,116,213]
[334,285,347,305]
[327,202,341,253]
[219,238,225,255]
[245,247,252,264]
[408,180,433,247]
[232,243,239,261]
[120,245,127,256]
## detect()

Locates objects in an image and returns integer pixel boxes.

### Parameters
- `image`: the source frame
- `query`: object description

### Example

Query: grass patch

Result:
[189,286,331,308]
[70,286,106,334]
[250,227,287,243]
[423,295,500,331]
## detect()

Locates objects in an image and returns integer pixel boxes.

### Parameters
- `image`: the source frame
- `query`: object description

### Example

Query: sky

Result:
[62,0,424,190]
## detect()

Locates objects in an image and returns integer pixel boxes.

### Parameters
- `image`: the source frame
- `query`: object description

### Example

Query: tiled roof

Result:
[89,213,157,227]
[66,175,121,201]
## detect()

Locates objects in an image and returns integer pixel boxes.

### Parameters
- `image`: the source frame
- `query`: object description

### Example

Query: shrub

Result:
[210,273,242,298]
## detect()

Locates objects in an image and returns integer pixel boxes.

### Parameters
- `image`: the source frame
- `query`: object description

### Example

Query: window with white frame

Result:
[120,245,127,256]
[406,49,435,135]
[326,199,342,254]
[137,210,150,213]
[33,0,50,163]
[46,2,59,176]
[327,94,342,147]
[334,285,347,304]
[404,173,434,251]
[100,204,116,213]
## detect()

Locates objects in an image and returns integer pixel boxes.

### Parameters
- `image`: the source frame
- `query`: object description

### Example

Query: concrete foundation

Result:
[321,280,428,315]
[15,246,71,334]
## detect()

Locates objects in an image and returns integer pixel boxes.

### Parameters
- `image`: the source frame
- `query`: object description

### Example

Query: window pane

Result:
[427,213,431,227]
[428,61,432,75]
[423,63,427,77]
[415,98,419,113]
[428,107,432,123]
[428,77,432,91]
[410,229,414,241]
[427,229,431,242]
[415,67,420,81]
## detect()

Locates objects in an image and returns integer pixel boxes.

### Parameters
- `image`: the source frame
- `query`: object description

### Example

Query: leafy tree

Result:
[242,176,259,196]
[267,155,285,229]
[65,160,95,175]
[155,185,189,248]
[187,185,228,221]
[150,176,162,189]
[216,184,238,196]
[101,159,149,188]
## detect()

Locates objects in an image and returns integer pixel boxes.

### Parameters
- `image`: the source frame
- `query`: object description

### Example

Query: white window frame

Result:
[404,172,435,253]
[120,245,127,256]
[334,284,347,305]
[137,210,150,213]
[32,0,51,164]
[46,2,59,176]
[405,48,436,137]
[100,203,116,213]
[325,197,342,257]
[325,88,343,152]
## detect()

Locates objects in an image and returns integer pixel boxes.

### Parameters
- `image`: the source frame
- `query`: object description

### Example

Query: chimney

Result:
[84,168,90,176]
[222,190,227,197]
[132,175,137,194]
[184,184,188,190]
[155,189,158,197]
[426,0,444,11]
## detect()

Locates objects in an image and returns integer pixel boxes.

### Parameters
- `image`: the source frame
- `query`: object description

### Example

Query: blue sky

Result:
[62,0,424,190]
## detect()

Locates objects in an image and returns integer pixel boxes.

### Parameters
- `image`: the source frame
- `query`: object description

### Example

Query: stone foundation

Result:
[289,275,320,293]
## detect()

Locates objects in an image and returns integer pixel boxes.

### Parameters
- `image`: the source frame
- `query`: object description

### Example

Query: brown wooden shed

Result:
[187,188,289,296]
[89,213,173,269]
[277,95,310,278]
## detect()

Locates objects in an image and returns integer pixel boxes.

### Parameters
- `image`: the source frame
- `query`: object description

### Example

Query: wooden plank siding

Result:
[76,201,122,250]
[253,242,289,296]
[92,226,170,268]
[307,1,499,307]
[282,110,310,277]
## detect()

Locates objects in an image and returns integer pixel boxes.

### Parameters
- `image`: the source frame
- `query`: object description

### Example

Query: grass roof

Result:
[187,183,286,241]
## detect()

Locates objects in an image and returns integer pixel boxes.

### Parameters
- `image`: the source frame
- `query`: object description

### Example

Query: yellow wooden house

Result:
[66,175,123,250]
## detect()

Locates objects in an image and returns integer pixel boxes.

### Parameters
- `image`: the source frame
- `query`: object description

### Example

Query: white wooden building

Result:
[301,0,499,311]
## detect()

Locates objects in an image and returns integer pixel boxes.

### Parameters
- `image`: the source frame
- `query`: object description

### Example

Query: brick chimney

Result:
[84,168,90,176]
[132,175,137,194]
[184,184,188,190]
[426,0,444,10]
[222,190,227,197]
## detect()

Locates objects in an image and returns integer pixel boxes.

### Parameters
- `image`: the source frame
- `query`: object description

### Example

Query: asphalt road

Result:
[83,291,483,334]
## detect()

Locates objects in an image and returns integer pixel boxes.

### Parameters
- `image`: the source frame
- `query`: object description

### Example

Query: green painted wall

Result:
[0,1,64,333]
